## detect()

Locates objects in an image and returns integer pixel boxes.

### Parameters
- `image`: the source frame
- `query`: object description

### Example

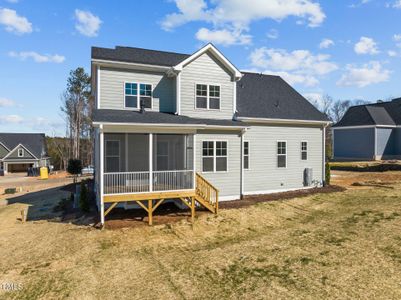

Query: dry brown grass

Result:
[1,173,401,299]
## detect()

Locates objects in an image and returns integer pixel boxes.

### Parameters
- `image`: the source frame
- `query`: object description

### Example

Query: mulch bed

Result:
[219,185,345,209]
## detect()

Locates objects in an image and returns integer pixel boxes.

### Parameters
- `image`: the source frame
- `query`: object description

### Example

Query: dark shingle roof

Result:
[93,109,247,128]
[92,46,190,67]
[0,133,46,158]
[333,98,401,127]
[236,72,329,121]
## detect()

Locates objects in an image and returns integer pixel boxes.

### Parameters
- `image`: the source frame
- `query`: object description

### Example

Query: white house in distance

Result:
[91,44,329,226]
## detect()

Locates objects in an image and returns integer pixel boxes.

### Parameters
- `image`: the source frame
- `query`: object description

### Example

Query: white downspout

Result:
[149,133,153,192]
[322,124,327,186]
[240,128,247,198]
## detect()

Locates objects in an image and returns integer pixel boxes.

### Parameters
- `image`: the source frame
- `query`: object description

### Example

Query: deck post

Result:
[191,197,195,223]
[100,126,105,227]
[148,199,153,225]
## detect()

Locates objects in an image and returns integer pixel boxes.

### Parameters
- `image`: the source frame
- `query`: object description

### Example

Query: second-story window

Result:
[125,82,152,109]
[196,84,220,110]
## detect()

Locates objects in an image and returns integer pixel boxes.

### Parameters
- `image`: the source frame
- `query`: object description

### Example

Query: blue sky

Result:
[0,0,400,135]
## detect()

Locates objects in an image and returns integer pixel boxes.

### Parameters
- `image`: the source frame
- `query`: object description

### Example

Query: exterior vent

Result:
[303,168,313,187]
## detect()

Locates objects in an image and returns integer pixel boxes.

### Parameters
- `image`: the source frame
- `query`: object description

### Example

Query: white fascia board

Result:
[237,117,331,126]
[172,44,243,80]
[91,59,171,72]
[332,125,396,130]
[92,121,248,131]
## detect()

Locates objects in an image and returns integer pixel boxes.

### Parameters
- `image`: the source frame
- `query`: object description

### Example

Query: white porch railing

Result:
[103,170,193,195]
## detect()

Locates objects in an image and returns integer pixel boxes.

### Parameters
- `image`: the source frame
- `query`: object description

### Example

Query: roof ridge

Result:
[115,46,190,57]
[240,71,280,77]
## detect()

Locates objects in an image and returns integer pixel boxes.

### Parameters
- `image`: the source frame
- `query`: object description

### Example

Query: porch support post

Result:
[191,196,195,224]
[148,199,153,225]
[193,134,196,189]
[100,125,105,227]
[149,133,153,192]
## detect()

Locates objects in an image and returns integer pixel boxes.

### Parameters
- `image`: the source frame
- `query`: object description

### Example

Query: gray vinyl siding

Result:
[243,125,323,193]
[180,52,234,119]
[99,67,176,113]
[376,128,396,157]
[333,128,375,159]
[5,145,35,160]
[196,130,241,198]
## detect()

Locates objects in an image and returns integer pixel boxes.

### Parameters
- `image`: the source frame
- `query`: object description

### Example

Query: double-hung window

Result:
[125,82,152,109]
[196,84,220,109]
[105,140,120,172]
[277,141,287,168]
[243,141,249,170]
[301,141,308,160]
[202,141,227,172]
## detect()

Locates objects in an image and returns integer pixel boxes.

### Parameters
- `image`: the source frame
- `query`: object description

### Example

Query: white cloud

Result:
[393,0,401,8]
[195,27,251,45]
[0,8,32,34]
[74,9,102,37]
[0,98,16,107]
[9,51,65,63]
[267,29,279,39]
[393,34,401,41]
[388,50,398,57]
[319,38,334,49]
[249,47,337,87]
[354,36,379,55]
[6,0,19,3]
[0,114,23,124]
[162,0,326,42]
[337,61,390,88]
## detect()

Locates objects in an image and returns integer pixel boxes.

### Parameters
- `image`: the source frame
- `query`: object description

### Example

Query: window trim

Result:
[243,140,250,170]
[277,140,287,169]
[301,141,308,161]
[123,81,153,110]
[18,148,24,157]
[105,140,121,173]
[194,83,221,111]
[201,140,229,173]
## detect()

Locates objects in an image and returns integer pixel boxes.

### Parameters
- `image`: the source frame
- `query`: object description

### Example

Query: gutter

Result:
[236,117,331,126]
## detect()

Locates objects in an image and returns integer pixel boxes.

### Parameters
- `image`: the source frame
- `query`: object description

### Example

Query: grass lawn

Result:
[1,172,401,299]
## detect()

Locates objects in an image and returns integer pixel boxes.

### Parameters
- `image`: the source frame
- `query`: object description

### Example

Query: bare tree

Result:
[331,100,351,123]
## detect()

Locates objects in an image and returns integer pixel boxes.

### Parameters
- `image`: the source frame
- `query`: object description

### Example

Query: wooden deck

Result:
[101,173,219,227]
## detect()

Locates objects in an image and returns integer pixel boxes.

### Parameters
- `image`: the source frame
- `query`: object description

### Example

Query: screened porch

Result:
[103,133,194,195]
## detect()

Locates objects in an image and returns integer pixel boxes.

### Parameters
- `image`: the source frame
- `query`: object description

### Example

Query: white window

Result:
[125,82,152,109]
[105,140,120,172]
[202,141,227,172]
[301,141,308,160]
[18,148,24,157]
[277,141,287,168]
[243,141,249,170]
[196,84,220,110]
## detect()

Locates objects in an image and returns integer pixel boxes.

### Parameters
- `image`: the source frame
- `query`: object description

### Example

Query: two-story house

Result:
[91,44,329,226]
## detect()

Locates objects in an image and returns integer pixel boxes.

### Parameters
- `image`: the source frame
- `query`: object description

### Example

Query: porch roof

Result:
[93,109,248,129]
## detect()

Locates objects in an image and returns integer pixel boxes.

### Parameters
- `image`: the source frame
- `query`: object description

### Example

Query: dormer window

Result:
[125,82,152,109]
[196,84,220,110]
[18,148,24,157]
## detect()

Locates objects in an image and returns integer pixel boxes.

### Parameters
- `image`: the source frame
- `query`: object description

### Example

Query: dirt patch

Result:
[220,185,345,209]
[331,170,401,188]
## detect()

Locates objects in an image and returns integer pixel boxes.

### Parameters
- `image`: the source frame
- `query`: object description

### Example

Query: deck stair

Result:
[193,173,219,214]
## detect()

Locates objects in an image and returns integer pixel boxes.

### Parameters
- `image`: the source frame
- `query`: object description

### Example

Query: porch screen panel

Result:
[127,134,149,172]
[104,133,126,173]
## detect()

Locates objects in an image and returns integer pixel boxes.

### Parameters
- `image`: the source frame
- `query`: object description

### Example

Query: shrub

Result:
[325,162,331,186]
[67,159,82,183]
[79,182,90,212]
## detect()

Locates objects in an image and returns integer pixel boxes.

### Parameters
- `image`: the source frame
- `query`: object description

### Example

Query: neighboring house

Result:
[332,98,401,161]
[0,133,49,173]
[92,44,329,225]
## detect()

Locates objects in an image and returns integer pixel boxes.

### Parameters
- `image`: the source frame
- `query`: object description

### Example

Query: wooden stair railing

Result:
[194,173,219,214]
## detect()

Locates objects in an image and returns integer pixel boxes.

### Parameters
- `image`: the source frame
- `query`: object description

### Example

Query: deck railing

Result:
[195,173,219,212]
[104,170,193,195]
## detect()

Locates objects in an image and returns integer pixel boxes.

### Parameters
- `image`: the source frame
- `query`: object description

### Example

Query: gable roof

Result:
[333,98,401,127]
[2,143,37,160]
[0,133,46,158]
[92,46,190,67]
[93,109,247,129]
[236,72,329,122]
